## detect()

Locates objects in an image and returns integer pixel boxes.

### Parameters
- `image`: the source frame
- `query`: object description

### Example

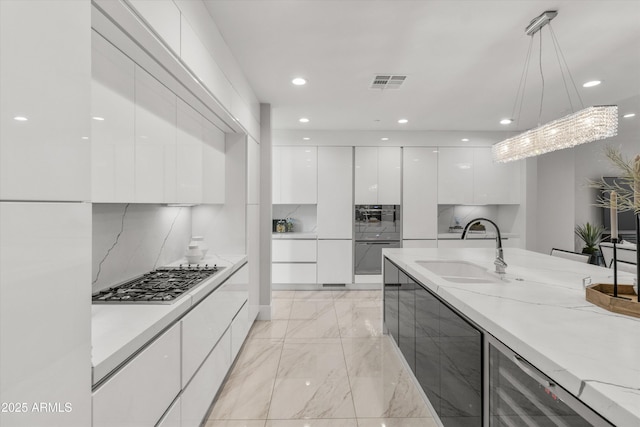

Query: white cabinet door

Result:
[156,397,181,427]
[0,202,91,427]
[272,263,317,284]
[180,329,231,427]
[231,304,250,361]
[318,146,353,238]
[473,147,520,204]
[377,147,402,204]
[272,239,317,262]
[437,147,474,204]
[0,1,90,202]
[93,323,181,427]
[317,240,353,284]
[272,146,282,204]
[128,0,181,55]
[91,31,135,203]
[403,147,438,239]
[176,98,203,204]
[202,119,226,204]
[135,66,176,203]
[355,147,378,204]
[279,146,318,204]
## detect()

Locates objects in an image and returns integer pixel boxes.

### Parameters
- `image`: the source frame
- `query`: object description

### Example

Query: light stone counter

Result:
[272,232,318,239]
[383,247,639,427]
[91,253,247,385]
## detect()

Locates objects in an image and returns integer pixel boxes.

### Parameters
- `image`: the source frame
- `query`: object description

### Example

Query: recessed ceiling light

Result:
[500,118,513,125]
[81,136,89,140]
[461,138,470,142]
[582,80,601,88]
[292,77,307,86]
[397,119,408,124]
[381,137,389,141]
[13,116,28,121]
[92,116,105,121]
[299,118,309,123]
[303,137,311,140]
[623,113,636,118]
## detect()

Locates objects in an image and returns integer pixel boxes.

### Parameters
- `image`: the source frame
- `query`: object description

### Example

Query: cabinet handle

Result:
[513,355,555,388]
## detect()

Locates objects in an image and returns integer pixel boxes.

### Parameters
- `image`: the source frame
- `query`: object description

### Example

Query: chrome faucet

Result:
[461,218,507,274]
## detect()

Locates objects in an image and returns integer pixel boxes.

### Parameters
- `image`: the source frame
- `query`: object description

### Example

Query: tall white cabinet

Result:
[403,147,438,240]
[355,146,401,205]
[1,2,92,426]
[317,147,353,284]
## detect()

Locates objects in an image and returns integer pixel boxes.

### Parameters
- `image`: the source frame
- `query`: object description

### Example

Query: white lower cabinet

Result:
[92,323,181,427]
[317,240,353,284]
[272,239,317,262]
[156,397,181,427]
[231,304,250,361]
[181,281,243,388]
[272,263,317,284]
[180,329,231,427]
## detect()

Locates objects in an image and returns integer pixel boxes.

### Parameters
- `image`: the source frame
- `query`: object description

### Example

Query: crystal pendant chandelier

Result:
[492,11,618,163]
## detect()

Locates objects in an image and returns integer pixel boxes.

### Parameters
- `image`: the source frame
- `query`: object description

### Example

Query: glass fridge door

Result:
[488,336,613,427]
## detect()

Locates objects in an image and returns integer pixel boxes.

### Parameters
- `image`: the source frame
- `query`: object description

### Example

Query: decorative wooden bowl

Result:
[586,283,640,318]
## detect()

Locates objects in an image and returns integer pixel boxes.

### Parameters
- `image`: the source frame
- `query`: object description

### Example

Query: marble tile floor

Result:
[205,290,439,427]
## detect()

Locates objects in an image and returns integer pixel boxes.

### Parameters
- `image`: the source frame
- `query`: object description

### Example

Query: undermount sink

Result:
[416,260,502,284]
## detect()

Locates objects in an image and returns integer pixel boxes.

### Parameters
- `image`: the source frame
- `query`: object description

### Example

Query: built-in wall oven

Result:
[354,205,401,275]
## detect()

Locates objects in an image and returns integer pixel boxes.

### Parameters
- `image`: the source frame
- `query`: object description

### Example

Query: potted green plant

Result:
[575,222,604,264]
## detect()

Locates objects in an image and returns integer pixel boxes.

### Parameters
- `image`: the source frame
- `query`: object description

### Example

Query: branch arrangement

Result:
[588,146,640,215]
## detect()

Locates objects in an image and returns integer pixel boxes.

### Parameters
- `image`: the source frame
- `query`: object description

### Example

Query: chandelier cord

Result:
[511,36,534,126]
[549,23,585,111]
[538,31,545,126]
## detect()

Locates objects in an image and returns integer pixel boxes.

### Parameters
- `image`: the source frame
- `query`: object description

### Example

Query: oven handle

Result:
[355,241,398,245]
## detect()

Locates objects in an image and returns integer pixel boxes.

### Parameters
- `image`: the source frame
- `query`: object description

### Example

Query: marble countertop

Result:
[272,232,318,239]
[91,253,247,385]
[383,247,639,427]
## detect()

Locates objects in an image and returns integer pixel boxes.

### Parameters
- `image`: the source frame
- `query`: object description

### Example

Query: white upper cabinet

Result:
[134,65,177,203]
[438,147,520,205]
[473,147,520,204]
[355,147,401,205]
[377,147,402,205]
[438,147,474,204]
[202,119,226,204]
[128,0,181,55]
[91,31,135,203]
[176,98,203,204]
[272,146,282,204]
[0,1,90,202]
[273,146,317,204]
[354,147,378,204]
[318,147,353,238]
[403,147,438,239]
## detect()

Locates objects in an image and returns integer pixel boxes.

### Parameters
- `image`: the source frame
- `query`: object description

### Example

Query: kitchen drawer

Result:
[181,279,246,387]
[93,323,180,427]
[231,303,250,361]
[181,329,231,427]
[272,239,317,262]
[156,397,180,427]
[272,263,317,284]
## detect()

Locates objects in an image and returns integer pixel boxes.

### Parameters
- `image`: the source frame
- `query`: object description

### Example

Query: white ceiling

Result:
[204,0,640,134]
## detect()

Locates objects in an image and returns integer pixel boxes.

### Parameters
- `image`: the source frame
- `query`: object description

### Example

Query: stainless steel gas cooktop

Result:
[92,265,219,304]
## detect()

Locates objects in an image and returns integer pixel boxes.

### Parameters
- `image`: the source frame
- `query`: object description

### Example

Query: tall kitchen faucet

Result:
[461,218,507,274]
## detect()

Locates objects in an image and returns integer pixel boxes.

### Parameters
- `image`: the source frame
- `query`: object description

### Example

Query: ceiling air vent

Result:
[370,75,407,90]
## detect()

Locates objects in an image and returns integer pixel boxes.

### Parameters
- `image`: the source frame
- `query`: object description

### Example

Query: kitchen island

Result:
[383,247,639,427]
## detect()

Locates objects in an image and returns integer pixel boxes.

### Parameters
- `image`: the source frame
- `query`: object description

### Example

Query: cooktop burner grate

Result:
[92,265,219,304]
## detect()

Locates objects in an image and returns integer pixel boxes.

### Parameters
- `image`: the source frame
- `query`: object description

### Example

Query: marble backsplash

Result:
[272,204,317,233]
[92,204,192,293]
